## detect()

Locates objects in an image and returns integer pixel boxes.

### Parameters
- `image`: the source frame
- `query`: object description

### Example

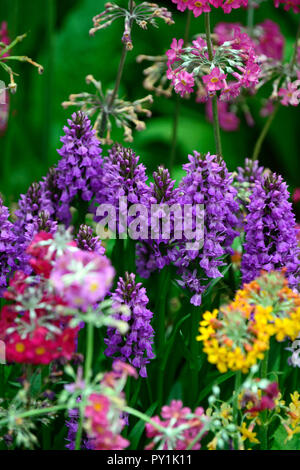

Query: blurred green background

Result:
[0,0,299,205]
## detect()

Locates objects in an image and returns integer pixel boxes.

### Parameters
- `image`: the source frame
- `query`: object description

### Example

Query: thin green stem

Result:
[233,371,242,450]
[75,323,94,451]
[251,102,279,161]
[155,267,170,408]
[290,21,300,71]
[42,0,55,166]
[252,20,300,162]
[123,406,166,433]
[204,12,222,156]
[0,405,67,429]
[247,2,255,35]
[189,305,200,407]
[169,10,192,173]
[260,350,269,450]
[99,0,134,138]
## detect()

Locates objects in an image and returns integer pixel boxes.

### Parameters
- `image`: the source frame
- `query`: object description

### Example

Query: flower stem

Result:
[123,406,165,433]
[260,350,269,450]
[233,371,242,450]
[75,322,94,451]
[247,2,255,35]
[0,405,67,429]
[204,12,222,156]
[189,305,200,407]
[251,102,279,161]
[252,20,300,162]
[99,0,134,138]
[155,267,170,408]
[169,10,192,173]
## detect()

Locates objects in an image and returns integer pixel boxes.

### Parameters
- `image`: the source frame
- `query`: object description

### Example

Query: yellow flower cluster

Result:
[197,300,273,373]
[235,272,300,342]
[283,391,300,440]
[197,271,300,373]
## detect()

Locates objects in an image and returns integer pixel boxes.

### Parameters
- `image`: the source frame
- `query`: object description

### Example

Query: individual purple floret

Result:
[104,273,155,378]
[136,166,182,278]
[0,197,24,292]
[56,111,103,225]
[14,182,55,242]
[75,224,105,255]
[175,152,239,306]
[236,158,265,184]
[241,173,300,288]
[65,407,94,450]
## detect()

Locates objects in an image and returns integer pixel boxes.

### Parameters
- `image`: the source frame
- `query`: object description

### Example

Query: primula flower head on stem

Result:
[0,30,43,95]
[236,271,300,343]
[0,271,79,364]
[84,360,136,450]
[171,0,249,15]
[50,249,115,311]
[197,299,272,373]
[145,401,207,450]
[62,75,153,144]
[166,27,260,102]
[274,0,300,13]
[90,2,174,50]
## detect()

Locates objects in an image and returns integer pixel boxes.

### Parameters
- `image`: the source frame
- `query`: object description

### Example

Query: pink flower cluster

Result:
[167,29,260,101]
[171,0,248,15]
[27,230,114,311]
[145,400,206,450]
[0,271,79,365]
[85,361,137,450]
[274,0,300,12]
[214,20,284,62]
[50,249,115,311]
[278,75,300,107]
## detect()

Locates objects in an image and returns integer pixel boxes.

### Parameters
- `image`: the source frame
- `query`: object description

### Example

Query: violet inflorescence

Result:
[241,173,300,288]
[104,272,155,378]
[56,111,103,225]
[175,152,239,305]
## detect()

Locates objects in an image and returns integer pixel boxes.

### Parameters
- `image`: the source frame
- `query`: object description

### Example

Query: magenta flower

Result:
[274,0,300,13]
[174,70,195,97]
[171,0,249,15]
[202,67,227,93]
[166,38,184,65]
[278,81,300,107]
[50,249,115,311]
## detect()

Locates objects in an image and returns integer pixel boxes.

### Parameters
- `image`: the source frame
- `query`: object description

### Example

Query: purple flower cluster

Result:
[76,224,105,255]
[56,111,103,225]
[176,152,239,305]
[241,173,300,288]
[104,273,155,377]
[97,144,150,206]
[13,181,58,276]
[136,167,182,278]
[95,144,150,236]
[0,198,24,291]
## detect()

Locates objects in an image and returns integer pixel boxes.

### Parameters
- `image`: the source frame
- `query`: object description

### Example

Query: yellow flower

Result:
[238,422,260,444]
